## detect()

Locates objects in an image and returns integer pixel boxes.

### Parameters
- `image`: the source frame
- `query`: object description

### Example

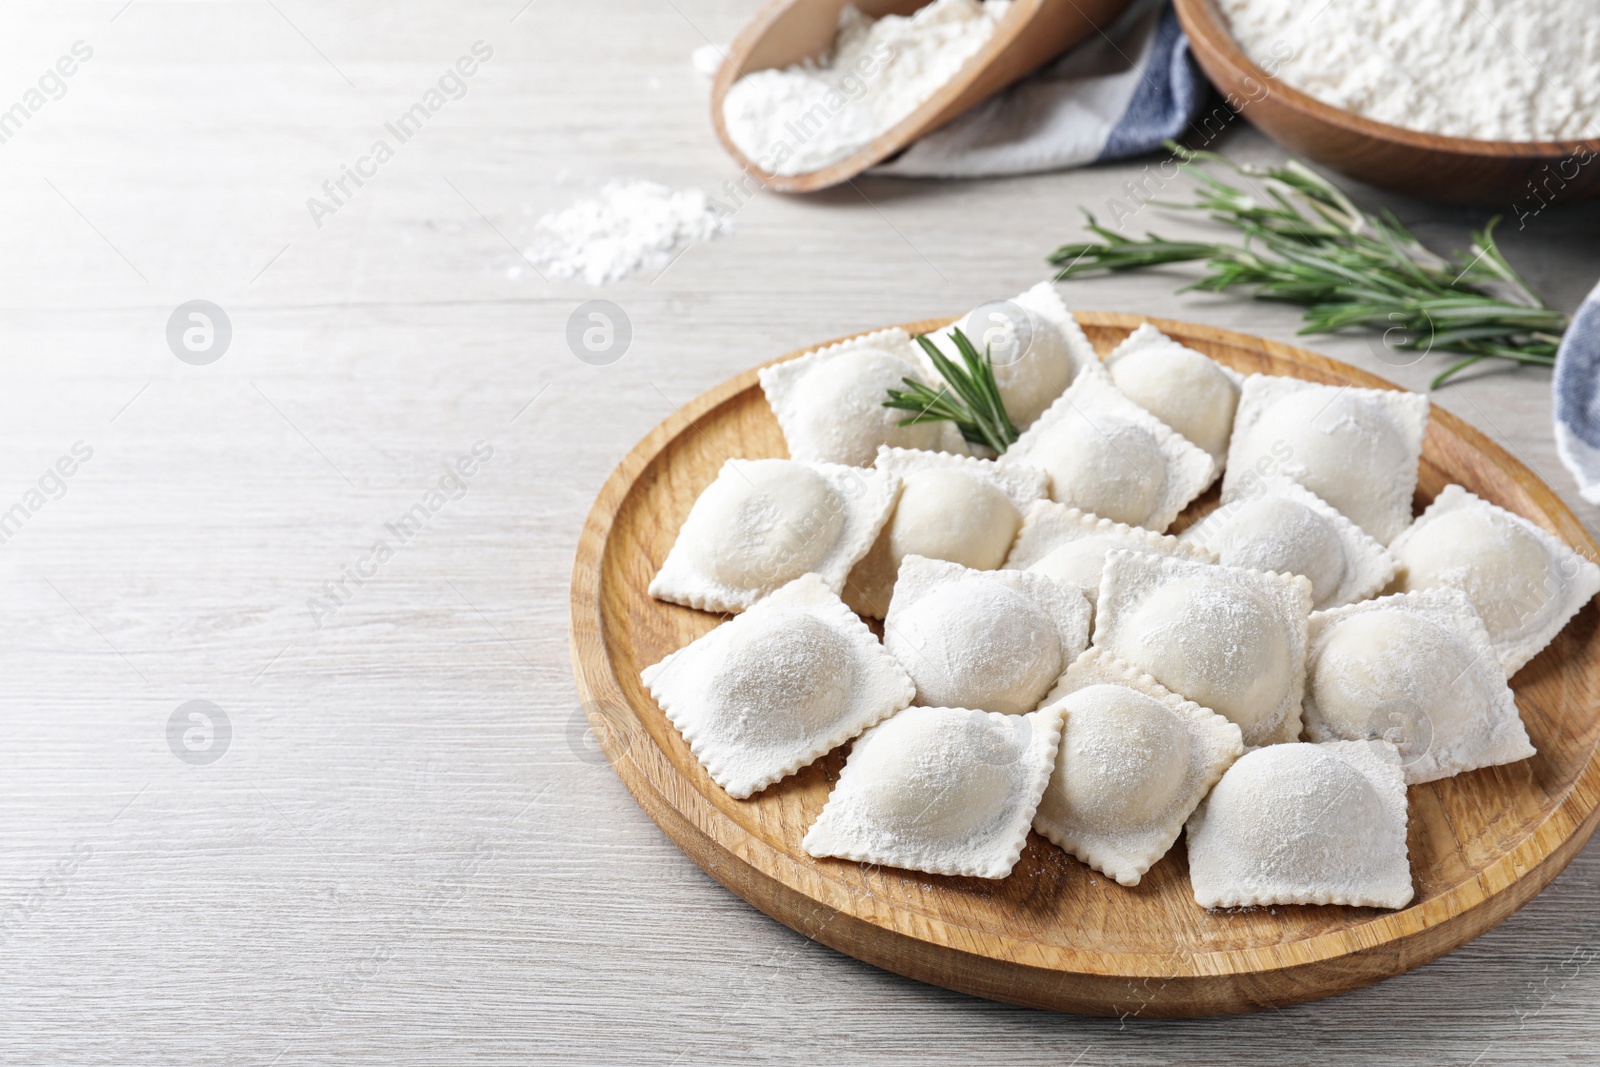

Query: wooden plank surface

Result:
[2,0,1599,1062]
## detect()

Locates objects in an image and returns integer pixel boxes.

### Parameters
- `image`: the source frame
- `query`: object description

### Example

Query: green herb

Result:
[883,327,1019,454]
[1048,144,1569,388]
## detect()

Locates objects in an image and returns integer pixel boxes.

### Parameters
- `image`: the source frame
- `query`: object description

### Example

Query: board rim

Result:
[569,311,1600,1015]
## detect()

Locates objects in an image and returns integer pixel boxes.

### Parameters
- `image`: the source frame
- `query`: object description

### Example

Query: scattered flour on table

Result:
[691,42,727,78]
[526,180,732,284]
[1216,0,1600,141]
[721,0,1012,177]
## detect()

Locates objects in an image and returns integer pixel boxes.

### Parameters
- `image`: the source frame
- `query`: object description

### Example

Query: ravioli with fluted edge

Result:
[1034,649,1244,887]
[1224,375,1428,545]
[1187,740,1413,910]
[1388,483,1600,675]
[844,445,1047,618]
[802,704,1064,879]
[759,327,969,467]
[1093,549,1313,746]
[883,555,1091,716]
[1002,364,1216,531]
[641,573,915,799]
[649,457,898,613]
[1303,587,1534,784]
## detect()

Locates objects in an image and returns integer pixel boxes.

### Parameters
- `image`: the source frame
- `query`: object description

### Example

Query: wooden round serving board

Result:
[569,312,1600,1017]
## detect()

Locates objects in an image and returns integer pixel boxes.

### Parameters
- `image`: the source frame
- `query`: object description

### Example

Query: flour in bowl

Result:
[1216,0,1600,141]
[721,0,1012,177]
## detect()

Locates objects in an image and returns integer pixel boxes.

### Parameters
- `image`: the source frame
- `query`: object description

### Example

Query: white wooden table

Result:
[3,1,1599,1062]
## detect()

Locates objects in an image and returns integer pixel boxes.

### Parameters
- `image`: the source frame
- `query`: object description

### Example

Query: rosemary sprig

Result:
[1048,144,1569,388]
[883,327,1019,454]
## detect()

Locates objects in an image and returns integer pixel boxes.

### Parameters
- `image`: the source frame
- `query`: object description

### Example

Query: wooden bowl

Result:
[1174,0,1600,207]
[711,0,1132,194]
[570,312,1600,1016]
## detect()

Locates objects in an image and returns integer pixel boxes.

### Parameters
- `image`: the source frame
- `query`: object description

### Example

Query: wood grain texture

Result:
[5,0,1600,1060]
[572,312,1600,1016]
[711,0,1132,192]
[1175,0,1600,206]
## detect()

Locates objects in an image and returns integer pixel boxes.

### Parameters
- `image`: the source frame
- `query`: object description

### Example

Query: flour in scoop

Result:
[526,180,733,284]
[1216,0,1600,141]
[721,0,1012,177]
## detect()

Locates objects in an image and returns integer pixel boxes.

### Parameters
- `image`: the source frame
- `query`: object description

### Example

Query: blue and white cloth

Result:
[1553,281,1600,502]
[872,0,1204,178]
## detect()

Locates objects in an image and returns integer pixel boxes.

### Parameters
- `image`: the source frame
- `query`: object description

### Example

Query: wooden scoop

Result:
[711,0,1135,193]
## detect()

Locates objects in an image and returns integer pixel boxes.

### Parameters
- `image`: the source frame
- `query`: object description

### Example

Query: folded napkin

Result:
[1553,281,1600,503]
[873,0,1205,178]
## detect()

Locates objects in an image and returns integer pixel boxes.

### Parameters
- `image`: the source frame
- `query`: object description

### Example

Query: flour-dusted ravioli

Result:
[925,281,1098,431]
[1002,364,1216,531]
[1033,649,1243,886]
[1186,740,1413,910]
[759,328,967,466]
[649,458,898,613]
[1184,475,1397,610]
[883,556,1091,715]
[1094,550,1312,746]
[843,446,1048,618]
[1002,499,1216,607]
[1303,588,1533,784]
[1388,484,1600,675]
[1224,375,1428,545]
[802,704,1064,879]
[641,574,914,799]
[1104,324,1242,468]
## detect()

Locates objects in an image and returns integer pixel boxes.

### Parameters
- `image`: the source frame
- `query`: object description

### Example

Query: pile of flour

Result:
[721,0,1012,176]
[527,181,732,284]
[1217,0,1600,141]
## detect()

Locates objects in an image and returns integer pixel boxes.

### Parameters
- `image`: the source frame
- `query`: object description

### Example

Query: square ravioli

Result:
[802,704,1064,879]
[759,327,968,466]
[1184,474,1397,609]
[1186,739,1413,910]
[1388,484,1600,675]
[922,281,1098,432]
[1033,649,1244,886]
[641,574,915,799]
[1094,549,1312,746]
[649,457,898,613]
[1001,363,1216,532]
[1223,375,1428,545]
[1003,498,1217,607]
[1103,324,1242,468]
[843,446,1048,618]
[884,555,1091,715]
[1303,588,1534,784]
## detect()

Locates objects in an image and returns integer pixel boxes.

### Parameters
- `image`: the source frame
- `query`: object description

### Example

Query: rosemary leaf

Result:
[883,328,1019,455]
[1048,144,1569,386]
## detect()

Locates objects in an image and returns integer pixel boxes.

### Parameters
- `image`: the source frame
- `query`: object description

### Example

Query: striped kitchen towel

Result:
[1553,280,1600,503]
[872,0,1205,178]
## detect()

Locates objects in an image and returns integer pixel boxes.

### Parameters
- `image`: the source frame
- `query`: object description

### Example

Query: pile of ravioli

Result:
[640,283,1600,911]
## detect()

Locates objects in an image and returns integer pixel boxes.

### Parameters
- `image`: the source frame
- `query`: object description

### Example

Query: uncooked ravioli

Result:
[649,457,898,612]
[1032,650,1243,886]
[1224,375,1428,545]
[1186,740,1413,909]
[1388,484,1600,674]
[1303,587,1535,784]
[883,556,1090,715]
[1104,324,1240,466]
[641,574,916,798]
[1002,364,1216,532]
[759,328,966,465]
[1093,549,1312,746]
[843,446,1047,618]
[802,704,1065,879]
